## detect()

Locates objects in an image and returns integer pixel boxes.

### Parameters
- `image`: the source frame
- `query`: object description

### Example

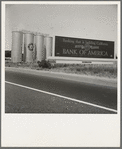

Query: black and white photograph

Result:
[1,1,121,147]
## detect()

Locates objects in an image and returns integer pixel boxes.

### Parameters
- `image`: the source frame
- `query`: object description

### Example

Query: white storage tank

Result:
[45,36,53,59]
[22,33,25,62]
[24,33,34,63]
[11,31,23,63]
[35,35,45,61]
[33,35,36,61]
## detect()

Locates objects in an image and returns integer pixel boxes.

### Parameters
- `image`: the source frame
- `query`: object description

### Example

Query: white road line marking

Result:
[5,81,117,113]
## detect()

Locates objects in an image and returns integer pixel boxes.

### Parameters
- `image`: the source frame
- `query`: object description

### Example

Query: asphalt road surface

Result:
[5,68,117,114]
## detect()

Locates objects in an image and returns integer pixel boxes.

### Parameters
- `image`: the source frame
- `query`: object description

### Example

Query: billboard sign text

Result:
[55,36,114,59]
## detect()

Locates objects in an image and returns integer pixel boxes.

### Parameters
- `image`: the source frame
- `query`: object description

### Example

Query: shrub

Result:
[37,60,51,69]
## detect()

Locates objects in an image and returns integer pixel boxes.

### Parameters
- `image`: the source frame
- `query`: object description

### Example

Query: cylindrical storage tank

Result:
[35,35,45,61]
[22,33,25,62]
[11,31,23,63]
[33,35,37,61]
[45,37,53,59]
[24,33,34,63]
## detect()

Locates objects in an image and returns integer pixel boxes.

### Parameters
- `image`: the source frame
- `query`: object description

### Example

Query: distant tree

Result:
[5,51,11,57]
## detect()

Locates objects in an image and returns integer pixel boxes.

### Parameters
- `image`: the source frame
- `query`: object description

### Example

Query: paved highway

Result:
[5,68,117,113]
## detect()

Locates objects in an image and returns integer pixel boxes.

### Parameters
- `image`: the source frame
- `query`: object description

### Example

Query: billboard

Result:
[55,36,114,59]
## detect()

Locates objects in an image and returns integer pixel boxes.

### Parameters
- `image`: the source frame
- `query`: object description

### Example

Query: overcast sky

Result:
[5,3,117,55]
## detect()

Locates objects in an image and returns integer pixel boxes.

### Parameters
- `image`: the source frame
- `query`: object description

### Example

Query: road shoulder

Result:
[5,67,117,88]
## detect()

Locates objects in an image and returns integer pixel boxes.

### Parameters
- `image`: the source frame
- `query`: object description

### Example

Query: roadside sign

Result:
[55,36,114,59]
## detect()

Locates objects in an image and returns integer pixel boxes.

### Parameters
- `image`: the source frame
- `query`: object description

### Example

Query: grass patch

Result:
[5,60,117,78]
